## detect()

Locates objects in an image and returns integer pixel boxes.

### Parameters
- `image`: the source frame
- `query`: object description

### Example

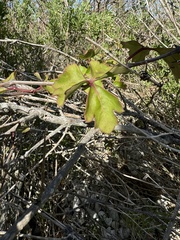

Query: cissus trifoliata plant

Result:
[51,60,123,134]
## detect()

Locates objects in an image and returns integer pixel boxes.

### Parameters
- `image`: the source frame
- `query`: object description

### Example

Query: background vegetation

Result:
[0,0,180,239]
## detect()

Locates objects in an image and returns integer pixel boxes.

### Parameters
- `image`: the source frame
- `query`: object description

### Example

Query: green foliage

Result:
[0,0,8,37]
[43,0,114,51]
[79,49,96,60]
[0,71,16,93]
[51,60,123,133]
[155,48,180,80]
[162,79,180,109]
[0,1,10,76]
[122,40,180,80]
[85,81,122,133]
[121,40,151,62]
[8,0,34,38]
[53,64,87,106]
[46,38,180,133]
[1,1,179,133]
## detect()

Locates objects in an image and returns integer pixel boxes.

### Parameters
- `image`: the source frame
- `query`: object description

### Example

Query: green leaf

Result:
[155,48,180,80]
[0,72,17,93]
[34,72,42,80]
[109,64,130,75]
[50,60,123,134]
[79,49,96,60]
[53,64,87,106]
[121,41,180,80]
[121,40,151,62]
[89,60,111,78]
[0,87,7,93]
[52,61,111,106]
[22,127,31,133]
[113,75,126,89]
[85,83,123,134]
[44,79,55,94]
[3,71,16,82]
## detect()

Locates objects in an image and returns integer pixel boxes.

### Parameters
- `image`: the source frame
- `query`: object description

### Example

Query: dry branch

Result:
[0,102,86,129]
[0,128,98,240]
[0,38,79,63]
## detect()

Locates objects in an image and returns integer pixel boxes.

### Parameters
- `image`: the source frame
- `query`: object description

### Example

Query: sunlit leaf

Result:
[53,64,87,106]
[0,87,7,93]
[0,72,17,93]
[113,75,126,89]
[79,65,88,75]
[89,60,111,78]
[22,127,31,133]
[85,83,123,134]
[44,79,55,94]
[48,60,124,133]
[34,72,42,80]
[3,71,16,82]
[109,64,129,75]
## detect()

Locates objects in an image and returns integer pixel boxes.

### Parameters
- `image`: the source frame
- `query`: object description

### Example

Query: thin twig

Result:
[0,102,86,130]
[0,80,53,88]
[128,46,180,68]
[85,37,135,73]
[148,11,180,44]
[0,38,79,63]
[24,124,67,157]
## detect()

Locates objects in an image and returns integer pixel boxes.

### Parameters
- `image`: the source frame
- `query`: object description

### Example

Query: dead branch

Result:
[0,128,98,240]
[0,38,79,63]
[0,102,86,129]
